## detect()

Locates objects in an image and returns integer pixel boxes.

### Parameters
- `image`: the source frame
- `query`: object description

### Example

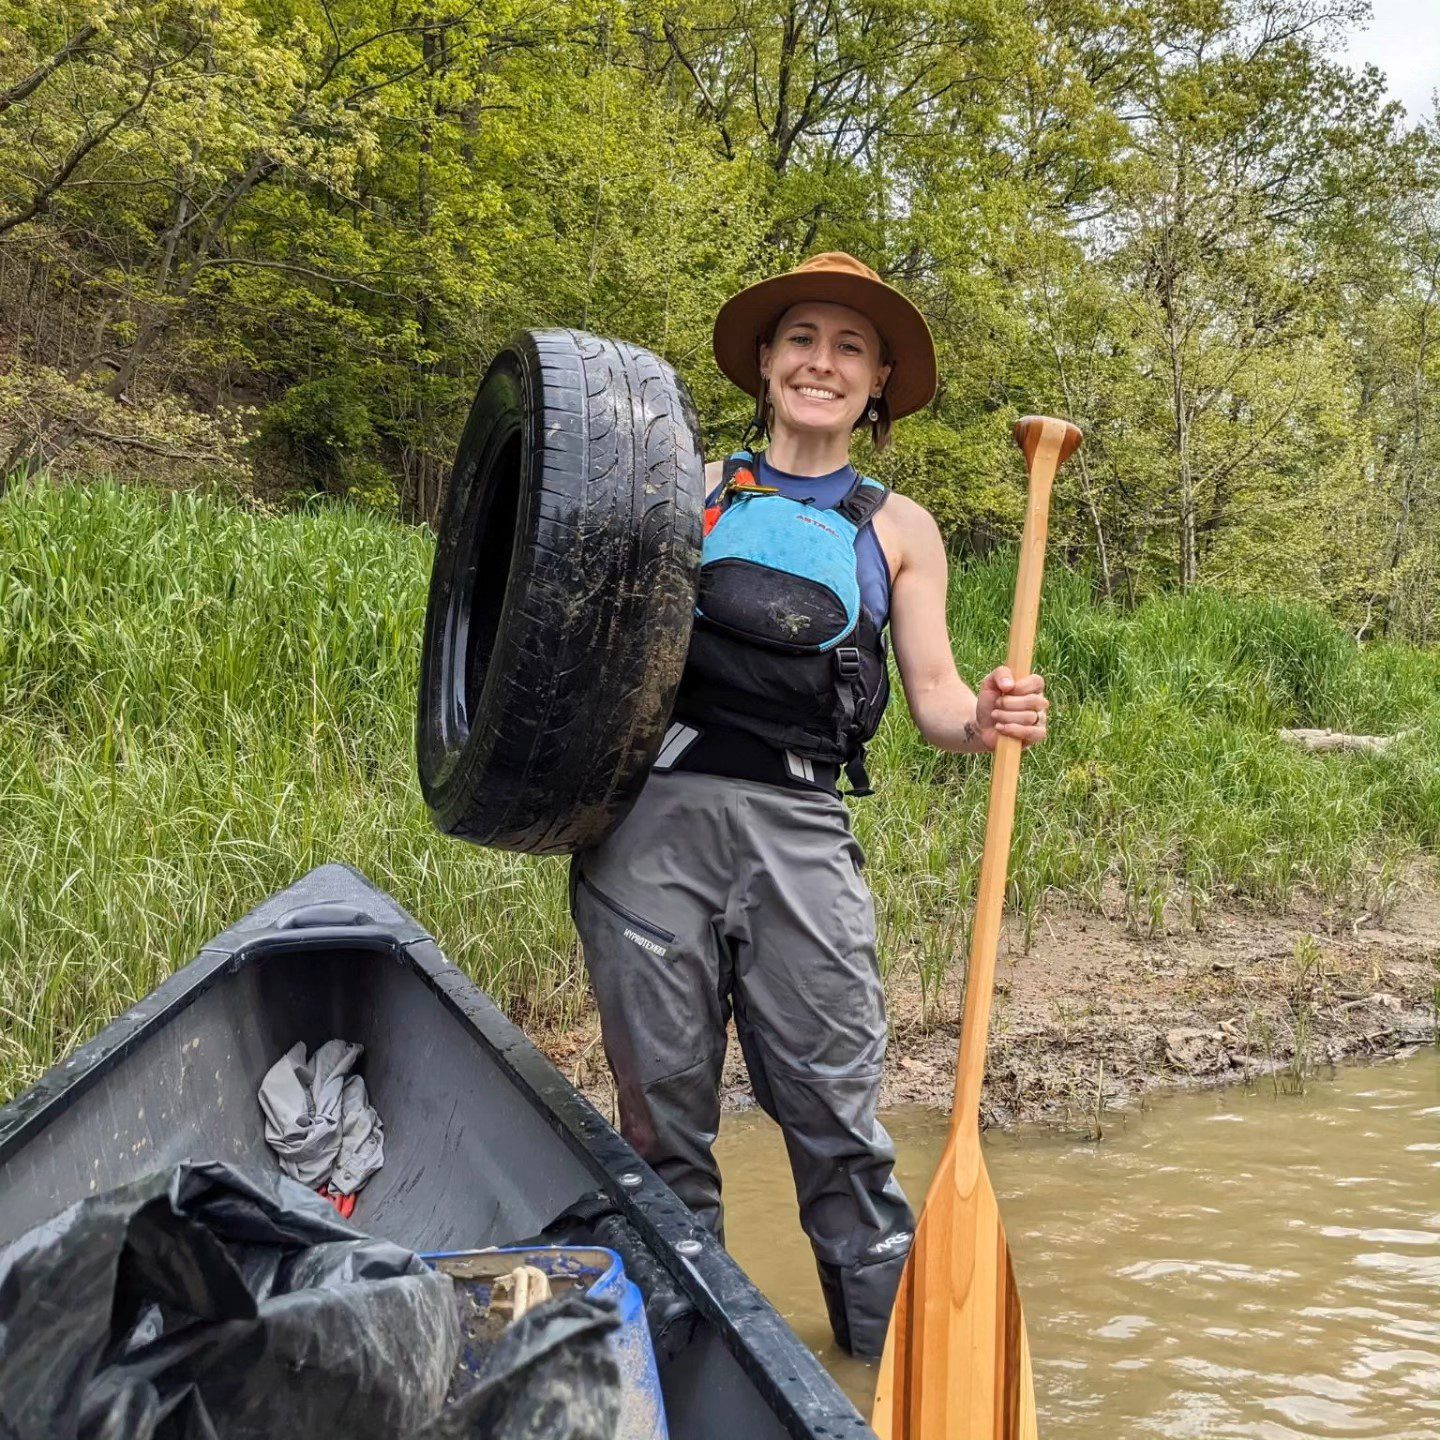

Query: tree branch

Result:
[0,70,159,237]
[193,255,405,299]
[0,24,98,116]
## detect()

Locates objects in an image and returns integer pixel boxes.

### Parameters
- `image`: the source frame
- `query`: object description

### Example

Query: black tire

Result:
[417,328,704,854]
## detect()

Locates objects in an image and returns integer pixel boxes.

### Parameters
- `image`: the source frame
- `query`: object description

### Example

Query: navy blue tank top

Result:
[754,453,892,629]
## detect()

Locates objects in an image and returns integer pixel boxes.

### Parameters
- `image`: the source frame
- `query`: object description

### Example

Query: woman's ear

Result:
[873,361,893,396]
[757,340,773,380]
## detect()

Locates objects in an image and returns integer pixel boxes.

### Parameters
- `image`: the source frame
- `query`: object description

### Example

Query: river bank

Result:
[543,867,1440,1129]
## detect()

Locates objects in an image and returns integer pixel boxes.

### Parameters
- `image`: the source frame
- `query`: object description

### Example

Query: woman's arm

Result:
[884,493,1049,753]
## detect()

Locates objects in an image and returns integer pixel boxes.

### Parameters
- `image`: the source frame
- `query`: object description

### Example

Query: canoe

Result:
[0,864,872,1440]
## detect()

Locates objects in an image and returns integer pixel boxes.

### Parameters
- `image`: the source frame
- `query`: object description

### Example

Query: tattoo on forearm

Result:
[963,720,979,748]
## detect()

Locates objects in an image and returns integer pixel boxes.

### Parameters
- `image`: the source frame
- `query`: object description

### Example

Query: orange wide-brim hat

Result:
[712,251,937,421]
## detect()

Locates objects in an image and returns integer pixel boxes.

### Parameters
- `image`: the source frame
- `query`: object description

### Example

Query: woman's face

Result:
[759,301,891,442]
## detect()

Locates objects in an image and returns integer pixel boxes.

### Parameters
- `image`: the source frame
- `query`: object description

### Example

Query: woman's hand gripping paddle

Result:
[872,416,1083,1440]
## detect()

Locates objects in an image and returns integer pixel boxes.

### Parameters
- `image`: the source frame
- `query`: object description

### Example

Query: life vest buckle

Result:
[723,478,780,499]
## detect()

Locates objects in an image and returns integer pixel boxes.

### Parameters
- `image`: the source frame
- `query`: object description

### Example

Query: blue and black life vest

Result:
[672,448,892,794]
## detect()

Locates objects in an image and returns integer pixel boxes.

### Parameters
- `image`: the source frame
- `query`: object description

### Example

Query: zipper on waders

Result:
[578,874,677,945]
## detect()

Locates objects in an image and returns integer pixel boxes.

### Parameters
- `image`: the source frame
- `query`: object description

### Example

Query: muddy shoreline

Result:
[539,870,1440,1131]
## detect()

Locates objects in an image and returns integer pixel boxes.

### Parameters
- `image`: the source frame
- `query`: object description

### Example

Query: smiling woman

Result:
[566,250,1056,1361]
[760,304,892,458]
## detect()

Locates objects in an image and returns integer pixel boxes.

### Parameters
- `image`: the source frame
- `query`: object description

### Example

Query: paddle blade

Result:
[872,1144,1038,1440]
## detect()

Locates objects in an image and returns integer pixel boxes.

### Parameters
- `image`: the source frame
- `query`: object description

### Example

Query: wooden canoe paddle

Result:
[871,415,1083,1440]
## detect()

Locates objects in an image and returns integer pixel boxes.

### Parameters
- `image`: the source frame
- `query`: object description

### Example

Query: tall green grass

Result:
[859,562,1440,985]
[0,484,578,1103]
[2,482,1438,1100]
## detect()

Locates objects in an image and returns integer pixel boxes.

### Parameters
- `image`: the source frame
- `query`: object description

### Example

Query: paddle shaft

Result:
[952,419,1067,1123]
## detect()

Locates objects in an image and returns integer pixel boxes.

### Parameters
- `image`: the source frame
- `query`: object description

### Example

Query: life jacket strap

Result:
[833,645,870,793]
[661,719,843,794]
[651,720,703,771]
[834,477,889,528]
[843,748,874,798]
[715,451,889,519]
[704,449,778,536]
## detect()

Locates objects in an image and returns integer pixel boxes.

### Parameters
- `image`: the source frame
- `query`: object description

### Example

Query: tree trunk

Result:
[402,15,444,527]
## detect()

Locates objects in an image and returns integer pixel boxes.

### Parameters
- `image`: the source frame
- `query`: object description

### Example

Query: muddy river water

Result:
[714,1049,1440,1437]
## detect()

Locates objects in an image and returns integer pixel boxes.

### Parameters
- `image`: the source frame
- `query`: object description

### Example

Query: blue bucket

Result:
[423,1245,667,1440]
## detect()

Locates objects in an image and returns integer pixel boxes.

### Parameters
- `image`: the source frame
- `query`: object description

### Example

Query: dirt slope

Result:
[541,870,1440,1131]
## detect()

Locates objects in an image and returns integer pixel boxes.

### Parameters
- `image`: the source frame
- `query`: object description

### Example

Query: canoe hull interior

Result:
[1,941,584,1248]
[0,864,873,1440]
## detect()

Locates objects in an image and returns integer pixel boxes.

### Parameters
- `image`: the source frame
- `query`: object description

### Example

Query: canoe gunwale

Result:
[0,863,874,1440]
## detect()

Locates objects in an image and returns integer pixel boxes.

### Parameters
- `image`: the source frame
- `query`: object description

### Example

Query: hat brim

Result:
[713,270,937,421]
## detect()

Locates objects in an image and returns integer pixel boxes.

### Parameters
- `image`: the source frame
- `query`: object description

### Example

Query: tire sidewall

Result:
[417,329,703,852]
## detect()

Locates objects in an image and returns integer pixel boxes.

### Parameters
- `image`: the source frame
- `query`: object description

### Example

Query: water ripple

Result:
[718,1049,1440,1440]
[985,1051,1440,1439]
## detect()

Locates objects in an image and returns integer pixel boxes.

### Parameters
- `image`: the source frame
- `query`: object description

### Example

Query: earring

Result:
[746,380,770,444]
[867,404,879,423]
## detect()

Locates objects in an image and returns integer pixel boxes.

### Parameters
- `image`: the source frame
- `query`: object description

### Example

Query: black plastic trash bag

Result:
[0,1161,458,1440]
[414,1294,621,1440]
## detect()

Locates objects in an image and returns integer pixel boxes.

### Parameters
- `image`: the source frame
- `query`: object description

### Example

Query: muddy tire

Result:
[417,328,704,854]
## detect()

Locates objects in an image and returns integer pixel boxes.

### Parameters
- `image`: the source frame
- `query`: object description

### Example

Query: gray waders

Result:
[569,770,914,1357]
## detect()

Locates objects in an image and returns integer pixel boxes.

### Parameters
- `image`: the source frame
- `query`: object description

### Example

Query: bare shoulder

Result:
[875,488,944,576]
[882,489,940,535]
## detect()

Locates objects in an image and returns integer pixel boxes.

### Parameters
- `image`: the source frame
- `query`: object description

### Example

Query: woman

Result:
[570,252,1049,1358]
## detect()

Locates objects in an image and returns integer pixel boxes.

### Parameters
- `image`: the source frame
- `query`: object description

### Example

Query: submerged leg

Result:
[728,783,915,1357]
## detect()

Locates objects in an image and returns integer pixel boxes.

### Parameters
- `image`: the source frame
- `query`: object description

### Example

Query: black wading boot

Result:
[817,1226,913,1358]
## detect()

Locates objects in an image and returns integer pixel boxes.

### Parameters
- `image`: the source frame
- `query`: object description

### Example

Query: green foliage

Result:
[0,480,579,1100]
[0,0,1438,633]
[264,375,377,484]
[858,546,1440,1001]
